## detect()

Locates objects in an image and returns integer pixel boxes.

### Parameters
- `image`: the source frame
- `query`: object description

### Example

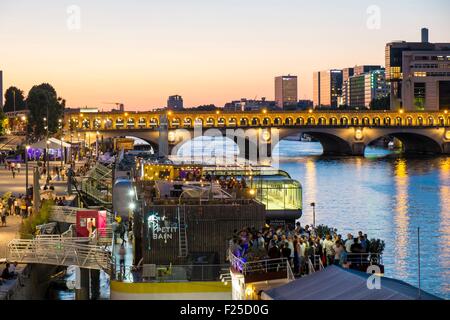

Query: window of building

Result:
[414,83,426,111]
[439,81,450,110]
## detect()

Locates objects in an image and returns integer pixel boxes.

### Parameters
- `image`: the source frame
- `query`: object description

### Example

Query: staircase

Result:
[177,206,188,258]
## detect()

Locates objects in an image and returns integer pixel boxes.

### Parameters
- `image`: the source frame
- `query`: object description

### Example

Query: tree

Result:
[0,109,6,135]
[26,83,65,140]
[192,104,218,111]
[370,95,390,110]
[3,86,27,113]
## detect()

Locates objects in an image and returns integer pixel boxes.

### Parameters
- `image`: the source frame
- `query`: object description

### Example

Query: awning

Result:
[30,137,71,150]
[261,265,441,300]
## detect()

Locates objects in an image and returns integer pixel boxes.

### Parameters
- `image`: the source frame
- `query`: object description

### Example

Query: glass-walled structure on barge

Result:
[248,175,302,223]
[202,167,302,223]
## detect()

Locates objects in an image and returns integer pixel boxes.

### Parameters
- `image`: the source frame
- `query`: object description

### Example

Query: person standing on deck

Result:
[322,234,335,266]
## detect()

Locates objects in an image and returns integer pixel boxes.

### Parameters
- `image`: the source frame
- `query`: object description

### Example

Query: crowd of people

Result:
[0,194,33,226]
[229,223,373,276]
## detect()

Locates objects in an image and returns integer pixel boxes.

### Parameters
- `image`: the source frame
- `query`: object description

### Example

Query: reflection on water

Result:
[393,159,410,278]
[276,141,449,299]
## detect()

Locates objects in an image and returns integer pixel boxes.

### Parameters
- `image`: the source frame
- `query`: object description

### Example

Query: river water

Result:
[274,140,449,299]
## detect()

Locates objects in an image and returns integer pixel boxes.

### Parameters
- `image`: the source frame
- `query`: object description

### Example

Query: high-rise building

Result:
[313,69,343,108]
[342,68,354,106]
[342,66,382,107]
[0,70,3,109]
[275,75,298,109]
[348,69,389,109]
[385,28,450,110]
[167,95,184,110]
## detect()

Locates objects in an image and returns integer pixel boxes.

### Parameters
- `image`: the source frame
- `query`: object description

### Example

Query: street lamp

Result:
[310,202,316,227]
[25,145,30,195]
[60,137,64,169]
[46,140,51,183]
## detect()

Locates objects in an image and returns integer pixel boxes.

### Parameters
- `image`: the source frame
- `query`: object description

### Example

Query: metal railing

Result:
[228,250,294,281]
[344,252,383,265]
[49,206,83,224]
[111,263,230,283]
[7,237,111,271]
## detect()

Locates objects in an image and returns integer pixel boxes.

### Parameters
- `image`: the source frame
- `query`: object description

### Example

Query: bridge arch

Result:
[307,117,315,125]
[406,116,413,126]
[206,117,215,127]
[285,117,294,126]
[340,117,349,126]
[372,117,380,126]
[274,117,282,126]
[351,117,359,126]
[138,117,146,128]
[277,130,353,156]
[93,118,102,129]
[183,117,193,128]
[251,117,260,126]
[417,117,423,126]
[228,117,237,127]
[318,117,326,126]
[367,131,442,154]
[395,116,402,126]
[218,117,226,126]
[427,116,434,126]
[116,117,124,129]
[82,118,90,129]
[383,117,391,126]
[362,117,370,126]
[127,117,135,128]
[329,117,337,126]
[149,117,158,127]
[104,118,113,129]
[263,117,271,126]
[295,117,304,125]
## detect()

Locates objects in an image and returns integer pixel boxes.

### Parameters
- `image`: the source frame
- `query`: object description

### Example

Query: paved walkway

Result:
[0,215,22,260]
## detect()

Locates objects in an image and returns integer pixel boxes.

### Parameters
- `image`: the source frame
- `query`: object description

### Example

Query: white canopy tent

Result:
[30,137,71,150]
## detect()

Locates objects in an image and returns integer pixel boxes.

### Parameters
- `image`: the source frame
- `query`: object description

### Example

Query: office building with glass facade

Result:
[385,28,450,110]
[313,69,343,108]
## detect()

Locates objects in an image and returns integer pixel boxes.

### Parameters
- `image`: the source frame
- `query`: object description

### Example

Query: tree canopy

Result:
[0,109,6,135]
[3,86,27,113]
[370,95,390,110]
[26,83,65,140]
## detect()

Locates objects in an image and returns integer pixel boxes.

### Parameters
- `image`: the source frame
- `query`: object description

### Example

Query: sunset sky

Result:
[1,0,449,110]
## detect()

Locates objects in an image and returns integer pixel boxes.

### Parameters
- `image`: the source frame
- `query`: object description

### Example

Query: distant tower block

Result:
[421,28,429,43]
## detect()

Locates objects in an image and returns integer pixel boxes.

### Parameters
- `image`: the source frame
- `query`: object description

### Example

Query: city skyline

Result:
[1,0,449,110]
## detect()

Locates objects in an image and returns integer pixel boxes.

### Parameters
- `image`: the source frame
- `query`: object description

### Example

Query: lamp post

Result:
[25,145,30,195]
[96,131,99,159]
[46,139,51,184]
[310,202,316,227]
[60,137,64,169]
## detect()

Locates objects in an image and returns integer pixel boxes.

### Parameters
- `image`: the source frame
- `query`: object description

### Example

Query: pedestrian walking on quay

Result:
[12,168,16,179]
[1,205,7,227]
